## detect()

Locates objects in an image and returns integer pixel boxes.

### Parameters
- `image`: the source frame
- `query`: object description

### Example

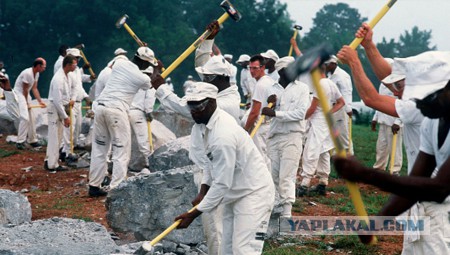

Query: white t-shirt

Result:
[13,67,39,97]
[419,118,450,173]
[252,75,275,112]
[328,66,352,113]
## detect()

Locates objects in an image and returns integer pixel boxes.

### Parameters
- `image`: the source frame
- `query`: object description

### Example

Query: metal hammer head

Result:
[115,14,129,29]
[220,0,242,22]
[293,24,303,30]
[74,44,85,50]
[285,43,333,83]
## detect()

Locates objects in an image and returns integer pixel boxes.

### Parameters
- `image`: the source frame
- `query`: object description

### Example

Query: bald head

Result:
[33,57,47,72]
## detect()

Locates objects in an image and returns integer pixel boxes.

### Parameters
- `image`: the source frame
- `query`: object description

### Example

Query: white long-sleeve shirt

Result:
[69,67,91,102]
[48,68,72,120]
[194,108,274,212]
[96,60,151,112]
[94,66,112,99]
[328,66,352,113]
[53,55,63,74]
[130,88,156,114]
[268,80,310,138]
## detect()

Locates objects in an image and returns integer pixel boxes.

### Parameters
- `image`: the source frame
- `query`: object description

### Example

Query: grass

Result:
[262,123,405,254]
[0,148,18,158]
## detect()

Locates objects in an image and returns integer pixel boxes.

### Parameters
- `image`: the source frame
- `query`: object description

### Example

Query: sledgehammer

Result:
[285,43,377,245]
[288,25,302,57]
[116,14,145,47]
[161,0,241,78]
[136,206,198,254]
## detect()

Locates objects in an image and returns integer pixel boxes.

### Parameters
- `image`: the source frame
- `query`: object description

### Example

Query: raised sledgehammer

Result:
[288,24,302,57]
[116,14,145,47]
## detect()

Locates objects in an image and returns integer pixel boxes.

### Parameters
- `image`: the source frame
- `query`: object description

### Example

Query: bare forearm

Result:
[363,42,392,80]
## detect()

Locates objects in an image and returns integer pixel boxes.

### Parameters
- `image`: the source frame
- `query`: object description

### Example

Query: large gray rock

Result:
[128,119,177,171]
[106,166,204,244]
[0,189,31,227]
[153,109,194,138]
[0,217,123,255]
[148,136,193,172]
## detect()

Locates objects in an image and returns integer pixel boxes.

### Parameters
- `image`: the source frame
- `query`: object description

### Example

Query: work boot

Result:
[16,142,26,150]
[59,150,66,162]
[44,160,49,171]
[29,141,43,148]
[47,165,69,172]
[296,186,308,197]
[310,184,326,196]
[89,185,108,197]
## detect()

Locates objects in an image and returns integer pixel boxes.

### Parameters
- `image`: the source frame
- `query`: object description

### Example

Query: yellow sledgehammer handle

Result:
[288,30,298,57]
[142,206,198,251]
[123,23,145,47]
[389,133,398,174]
[250,102,273,138]
[348,0,397,49]
[79,49,96,78]
[310,69,376,244]
[161,12,230,79]
[147,120,154,152]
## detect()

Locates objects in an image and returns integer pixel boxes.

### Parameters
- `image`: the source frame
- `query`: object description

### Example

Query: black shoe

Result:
[59,151,67,162]
[296,186,308,197]
[310,184,326,196]
[16,142,26,150]
[107,162,113,175]
[29,142,42,148]
[44,161,49,170]
[89,185,108,197]
[48,165,69,172]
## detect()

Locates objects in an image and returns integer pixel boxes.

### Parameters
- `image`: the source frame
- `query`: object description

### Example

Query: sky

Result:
[279,0,450,51]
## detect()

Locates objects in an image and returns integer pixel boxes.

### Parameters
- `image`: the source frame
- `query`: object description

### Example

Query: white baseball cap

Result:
[185,82,218,102]
[260,49,279,61]
[324,55,338,65]
[135,47,158,66]
[195,55,231,77]
[236,54,250,64]
[275,56,295,71]
[114,48,127,56]
[399,51,450,100]
[224,54,233,60]
[66,48,81,58]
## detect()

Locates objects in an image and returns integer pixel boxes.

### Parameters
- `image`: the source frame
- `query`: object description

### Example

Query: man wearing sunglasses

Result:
[150,20,240,255]
[174,82,274,255]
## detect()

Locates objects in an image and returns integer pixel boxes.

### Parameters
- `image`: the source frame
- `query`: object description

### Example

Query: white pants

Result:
[129,109,151,166]
[373,123,403,173]
[193,168,223,255]
[45,104,64,169]
[268,132,303,206]
[401,202,450,255]
[334,108,353,154]
[221,185,274,255]
[252,122,271,171]
[62,102,82,153]
[89,105,130,189]
[17,94,37,144]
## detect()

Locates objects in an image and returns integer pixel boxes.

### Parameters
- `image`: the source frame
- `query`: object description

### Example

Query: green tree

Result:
[397,26,436,57]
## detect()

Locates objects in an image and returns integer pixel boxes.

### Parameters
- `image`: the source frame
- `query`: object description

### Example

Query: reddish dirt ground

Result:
[0,136,402,254]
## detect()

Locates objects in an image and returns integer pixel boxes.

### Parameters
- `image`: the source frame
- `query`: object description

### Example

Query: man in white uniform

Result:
[261,56,310,217]
[182,75,195,94]
[371,84,403,174]
[325,55,354,154]
[298,70,344,196]
[244,54,276,169]
[224,54,237,86]
[0,72,20,122]
[53,44,68,74]
[88,46,156,197]
[174,82,275,255]
[338,23,424,175]
[261,49,280,82]
[334,52,450,253]
[236,54,256,105]
[63,48,94,158]
[13,58,47,150]
[129,67,156,169]
[151,21,240,254]
[45,55,78,172]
